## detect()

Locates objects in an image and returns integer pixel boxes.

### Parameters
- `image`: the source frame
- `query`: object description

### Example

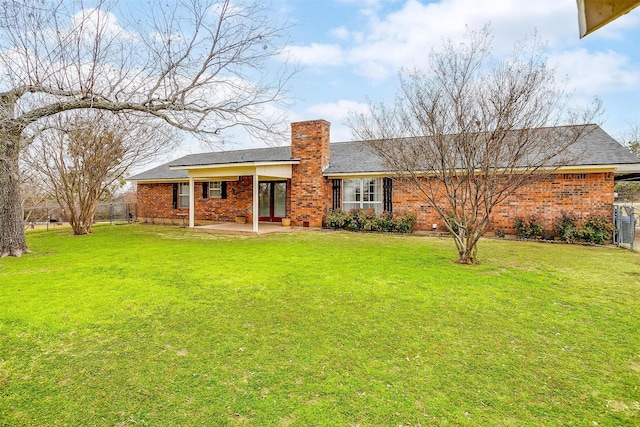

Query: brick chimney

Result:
[290,120,331,227]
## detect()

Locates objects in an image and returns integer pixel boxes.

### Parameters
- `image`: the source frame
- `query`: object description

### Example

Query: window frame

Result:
[342,178,383,214]
[178,182,190,208]
[209,181,222,198]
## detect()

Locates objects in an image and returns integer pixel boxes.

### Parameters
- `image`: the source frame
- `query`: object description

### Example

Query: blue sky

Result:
[146,0,640,163]
[277,0,639,142]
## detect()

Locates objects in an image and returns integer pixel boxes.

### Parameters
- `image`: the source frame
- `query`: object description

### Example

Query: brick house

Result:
[128,119,640,233]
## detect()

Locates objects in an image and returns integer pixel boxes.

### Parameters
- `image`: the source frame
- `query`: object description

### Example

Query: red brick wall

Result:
[137,183,175,222]
[137,117,613,235]
[137,178,260,224]
[391,172,614,233]
[290,120,332,227]
[197,176,255,222]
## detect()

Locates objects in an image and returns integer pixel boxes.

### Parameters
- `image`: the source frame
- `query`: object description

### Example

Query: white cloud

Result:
[306,99,369,118]
[344,0,578,77]
[68,8,137,42]
[282,43,344,67]
[551,49,640,94]
[283,0,640,108]
[337,0,379,5]
[150,32,185,44]
[330,26,350,40]
[304,99,370,141]
[269,0,640,144]
[284,0,583,81]
[208,1,245,17]
[337,0,381,16]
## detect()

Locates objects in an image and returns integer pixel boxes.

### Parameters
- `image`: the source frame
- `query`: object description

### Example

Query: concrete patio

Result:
[192,222,295,235]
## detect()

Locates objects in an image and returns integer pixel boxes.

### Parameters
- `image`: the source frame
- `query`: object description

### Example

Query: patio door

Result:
[259,181,286,222]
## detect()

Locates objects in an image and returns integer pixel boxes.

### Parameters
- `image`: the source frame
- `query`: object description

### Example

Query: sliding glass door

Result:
[258,181,286,221]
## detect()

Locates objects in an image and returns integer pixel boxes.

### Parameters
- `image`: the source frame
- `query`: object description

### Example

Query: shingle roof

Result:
[568,124,639,165]
[170,146,293,167]
[128,146,294,181]
[324,124,640,174]
[127,162,189,181]
[322,141,385,174]
[128,124,639,181]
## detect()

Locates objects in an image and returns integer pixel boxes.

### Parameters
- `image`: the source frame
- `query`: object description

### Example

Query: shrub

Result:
[324,209,347,229]
[553,213,613,245]
[345,209,372,232]
[377,212,396,232]
[393,212,417,233]
[579,215,614,245]
[362,213,395,232]
[555,211,579,243]
[324,209,416,234]
[514,215,545,239]
[514,217,525,238]
[363,215,379,232]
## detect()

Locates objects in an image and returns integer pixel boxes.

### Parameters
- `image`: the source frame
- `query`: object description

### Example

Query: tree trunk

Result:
[452,226,481,264]
[0,131,29,257]
[457,242,478,264]
[71,201,97,235]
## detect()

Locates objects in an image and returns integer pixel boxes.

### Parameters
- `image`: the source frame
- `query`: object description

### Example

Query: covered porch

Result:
[170,159,299,233]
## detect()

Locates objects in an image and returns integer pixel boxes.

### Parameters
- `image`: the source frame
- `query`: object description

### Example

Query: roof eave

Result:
[556,163,640,174]
[126,177,186,183]
[170,160,300,170]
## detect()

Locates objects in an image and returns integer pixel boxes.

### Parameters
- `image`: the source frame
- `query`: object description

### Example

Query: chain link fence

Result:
[24,203,137,230]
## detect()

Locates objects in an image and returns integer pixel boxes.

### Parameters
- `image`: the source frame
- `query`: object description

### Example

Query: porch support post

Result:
[252,172,259,232]
[188,177,195,228]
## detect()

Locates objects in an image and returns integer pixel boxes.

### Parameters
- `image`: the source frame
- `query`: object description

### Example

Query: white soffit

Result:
[185,164,293,179]
[578,0,640,38]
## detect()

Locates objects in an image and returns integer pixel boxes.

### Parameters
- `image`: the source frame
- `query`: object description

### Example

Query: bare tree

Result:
[24,112,173,235]
[348,27,601,264]
[619,123,640,158]
[20,163,54,229]
[0,0,294,257]
[615,123,640,201]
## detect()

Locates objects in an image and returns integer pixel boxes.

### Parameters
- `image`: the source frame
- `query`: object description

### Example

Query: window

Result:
[202,181,226,199]
[209,181,222,198]
[178,182,190,208]
[342,178,382,214]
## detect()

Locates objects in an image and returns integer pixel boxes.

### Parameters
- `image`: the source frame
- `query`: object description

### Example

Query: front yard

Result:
[1,225,639,426]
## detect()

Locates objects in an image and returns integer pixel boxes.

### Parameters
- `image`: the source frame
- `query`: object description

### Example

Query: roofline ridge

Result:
[337,123,600,145]
[178,144,290,157]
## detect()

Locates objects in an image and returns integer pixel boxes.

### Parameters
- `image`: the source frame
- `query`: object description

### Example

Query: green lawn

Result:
[1,225,639,426]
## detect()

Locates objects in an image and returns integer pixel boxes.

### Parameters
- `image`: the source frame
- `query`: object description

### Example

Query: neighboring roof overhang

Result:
[170,160,299,180]
[616,173,640,182]
[577,0,640,37]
